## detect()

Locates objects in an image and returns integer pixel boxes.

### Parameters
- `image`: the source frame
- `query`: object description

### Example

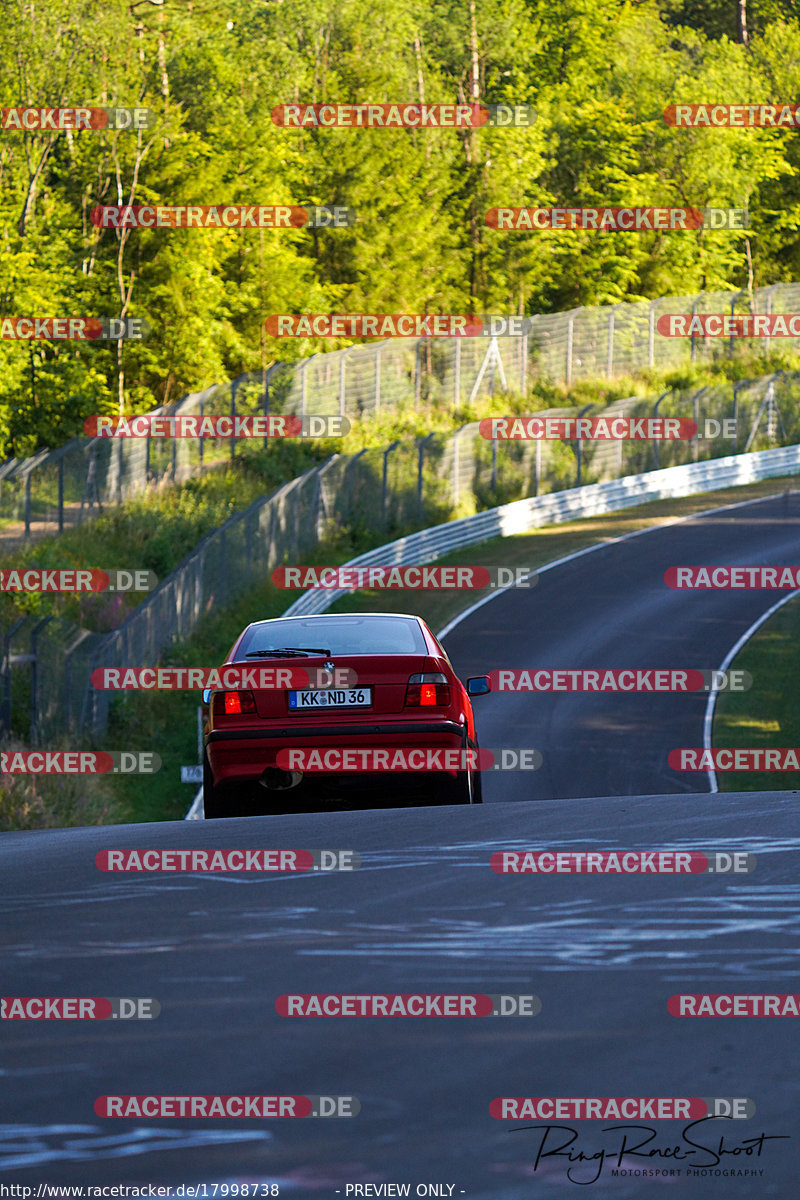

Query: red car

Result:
[202,612,490,817]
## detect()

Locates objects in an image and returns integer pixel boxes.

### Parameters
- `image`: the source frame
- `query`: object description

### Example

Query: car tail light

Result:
[405,672,451,707]
[219,690,256,715]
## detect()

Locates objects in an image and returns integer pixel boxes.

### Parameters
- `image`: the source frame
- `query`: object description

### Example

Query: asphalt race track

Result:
[443,491,800,800]
[1,494,799,1197]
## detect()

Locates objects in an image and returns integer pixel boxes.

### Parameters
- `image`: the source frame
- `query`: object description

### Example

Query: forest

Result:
[1,0,799,456]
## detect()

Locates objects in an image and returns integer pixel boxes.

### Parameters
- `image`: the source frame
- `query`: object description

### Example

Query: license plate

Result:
[289,687,372,710]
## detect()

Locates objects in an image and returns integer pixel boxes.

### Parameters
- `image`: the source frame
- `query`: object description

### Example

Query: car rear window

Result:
[237,615,427,656]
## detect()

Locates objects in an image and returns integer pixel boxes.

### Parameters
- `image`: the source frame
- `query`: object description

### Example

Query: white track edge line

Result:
[436,488,795,640]
[702,589,800,794]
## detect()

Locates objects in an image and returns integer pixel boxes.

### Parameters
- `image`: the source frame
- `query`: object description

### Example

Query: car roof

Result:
[243,612,426,630]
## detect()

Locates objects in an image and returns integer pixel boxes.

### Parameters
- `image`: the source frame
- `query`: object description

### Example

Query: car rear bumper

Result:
[206,720,468,788]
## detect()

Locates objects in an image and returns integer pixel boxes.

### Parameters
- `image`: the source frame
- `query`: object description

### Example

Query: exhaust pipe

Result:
[258,766,303,791]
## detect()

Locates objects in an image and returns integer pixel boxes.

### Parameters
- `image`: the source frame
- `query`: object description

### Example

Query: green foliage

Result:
[2,0,800,456]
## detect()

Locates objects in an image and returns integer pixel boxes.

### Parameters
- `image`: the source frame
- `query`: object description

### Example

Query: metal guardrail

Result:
[187,440,800,819]
[3,375,797,742]
[282,443,800,618]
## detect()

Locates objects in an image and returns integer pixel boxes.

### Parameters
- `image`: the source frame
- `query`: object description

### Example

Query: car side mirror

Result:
[466,676,491,696]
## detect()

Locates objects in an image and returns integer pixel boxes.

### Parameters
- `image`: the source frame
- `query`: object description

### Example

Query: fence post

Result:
[58,455,64,532]
[1,616,26,739]
[219,527,227,603]
[29,615,53,746]
[230,378,240,462]
[606,307,616,376]
[534,439,541,496]
[651,389,673,469]
[339,349,347,419]
[566,309,580,384]
[414,341,422,409]
[763,283,779,359]
[382,440,400,524]
[521,324,529,394]
[263,366,272,449]
[374,346,381,415]
[300,357,309,420]
[24,470,31,539]
[575,403,594,486]
[453,338,461,411]
[648,300,657,369]
[417,433,435,518]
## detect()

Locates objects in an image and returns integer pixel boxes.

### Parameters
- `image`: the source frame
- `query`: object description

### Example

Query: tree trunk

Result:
[737,0,748,46]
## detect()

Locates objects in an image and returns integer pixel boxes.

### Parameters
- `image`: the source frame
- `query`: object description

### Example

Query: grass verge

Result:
[714,593,800,793]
